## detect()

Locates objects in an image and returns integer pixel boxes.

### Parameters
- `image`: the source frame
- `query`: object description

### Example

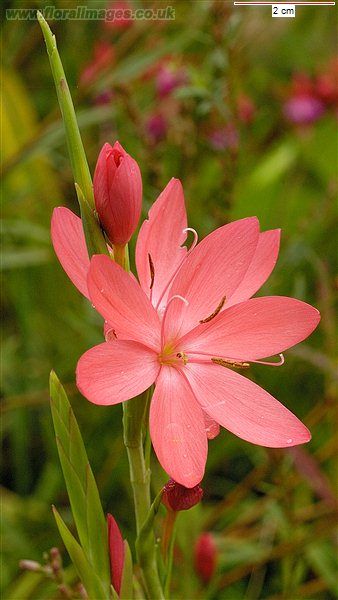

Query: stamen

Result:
[183,227,198,252]
[176,351,188,365]
[200,296,226,324]
[154,228,199,310]
[148,253,155,290]
[250,354,285,367]
[161,295,189,347]
[211,357,250,369]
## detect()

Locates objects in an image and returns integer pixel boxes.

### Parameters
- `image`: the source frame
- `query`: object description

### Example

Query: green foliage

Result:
[50,372,111,596]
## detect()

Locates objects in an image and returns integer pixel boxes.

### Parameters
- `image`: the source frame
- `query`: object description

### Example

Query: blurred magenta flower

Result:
[104,0,133,30]
[94,89,114,106]
[194,532,217,583]
[79,41,115,87]
[107,514,125,596]
[145,113,168,143]
[315,58,338,107]
[162,479,203,511]
[70,181,320,487]
[156,64,187,98]
[237,94,256,124]
[283,96,324,125]
[93,141,142,245]
[208,124,239,151]
[283,72,325,125]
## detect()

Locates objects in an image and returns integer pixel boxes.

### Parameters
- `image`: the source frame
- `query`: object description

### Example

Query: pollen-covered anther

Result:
[148,253,155,290]
[211,357,250,369]
[200,296,226,324]
[176,351,188,365]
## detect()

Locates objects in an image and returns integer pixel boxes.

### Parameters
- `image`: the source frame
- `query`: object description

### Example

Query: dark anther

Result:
[200,296,226,324]
[148,253,155,290]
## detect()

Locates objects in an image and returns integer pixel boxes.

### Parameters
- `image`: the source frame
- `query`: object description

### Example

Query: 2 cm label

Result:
[272,4,296,17]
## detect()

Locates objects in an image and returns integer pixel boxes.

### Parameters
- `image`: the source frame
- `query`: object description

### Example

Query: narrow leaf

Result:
[49,371,111,595]
[53,506,107,600]
[119,540,134,600]
[37,12,94,209]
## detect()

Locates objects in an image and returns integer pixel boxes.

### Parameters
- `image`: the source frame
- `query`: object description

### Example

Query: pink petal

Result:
[163,217,260,342]
[76,340,159,405]
[88,255,161,349]
[203,413,220,439]
[51,207,90,298]
[107,514,125,595]
[135,178,187,310]
[184,362,311,447]
[181,296,320,361]
[226,229,281,308]
[149,367,207,488]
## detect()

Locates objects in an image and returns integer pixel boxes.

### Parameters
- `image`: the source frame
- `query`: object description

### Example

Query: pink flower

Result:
[79,41,115,87]
[194,532,217,583]
[93,142,142,245]
[71,182,320,488]
[107,514,125,596]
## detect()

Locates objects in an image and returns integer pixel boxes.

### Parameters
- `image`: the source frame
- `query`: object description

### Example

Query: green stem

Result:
[164,517,177,598]
[122,393,151,532]
[38,12,108,258]
[123,393,164,599]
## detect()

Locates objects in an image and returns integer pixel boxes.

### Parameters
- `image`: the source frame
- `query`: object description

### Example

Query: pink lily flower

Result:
[67,211,318,488]
[52,180,320,487]
[107,514,125,596]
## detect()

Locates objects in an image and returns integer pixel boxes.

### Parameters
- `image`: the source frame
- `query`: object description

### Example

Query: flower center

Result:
[158,343,188,366]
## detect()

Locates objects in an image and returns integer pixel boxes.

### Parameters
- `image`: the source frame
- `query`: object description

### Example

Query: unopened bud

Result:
[107,513,125,595]
[194,532,218,583]
[162,479,203,512]
[93,141,142,246]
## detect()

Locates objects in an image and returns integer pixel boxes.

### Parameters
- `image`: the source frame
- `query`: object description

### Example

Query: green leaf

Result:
[306,541,338,595]
[119,540,134,600]
[37,12,94,209]
[75,183,109,258]
[49,371,111,596]
[53,506,107,600]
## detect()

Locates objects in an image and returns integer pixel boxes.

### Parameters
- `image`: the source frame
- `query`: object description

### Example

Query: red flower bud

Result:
[194,532,218,583]
[107,513,125,595]
[93,141,142,245]
[162,479,203,512]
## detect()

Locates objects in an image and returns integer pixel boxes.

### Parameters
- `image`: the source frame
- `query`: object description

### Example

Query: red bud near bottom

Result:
[194,532,217,583]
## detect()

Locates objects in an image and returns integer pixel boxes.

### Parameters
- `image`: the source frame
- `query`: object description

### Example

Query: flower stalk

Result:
[114,249,164,599]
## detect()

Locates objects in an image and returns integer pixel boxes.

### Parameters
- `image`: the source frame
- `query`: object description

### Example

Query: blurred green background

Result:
[2,1,337,598]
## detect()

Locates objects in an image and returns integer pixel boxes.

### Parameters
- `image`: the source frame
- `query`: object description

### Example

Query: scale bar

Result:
[234,2,335,5]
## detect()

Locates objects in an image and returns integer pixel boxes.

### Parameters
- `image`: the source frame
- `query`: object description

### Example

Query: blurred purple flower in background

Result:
[145,113,168,143]
[208,124,239,151]
[156,64,187,98]
[283,96,325,125]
